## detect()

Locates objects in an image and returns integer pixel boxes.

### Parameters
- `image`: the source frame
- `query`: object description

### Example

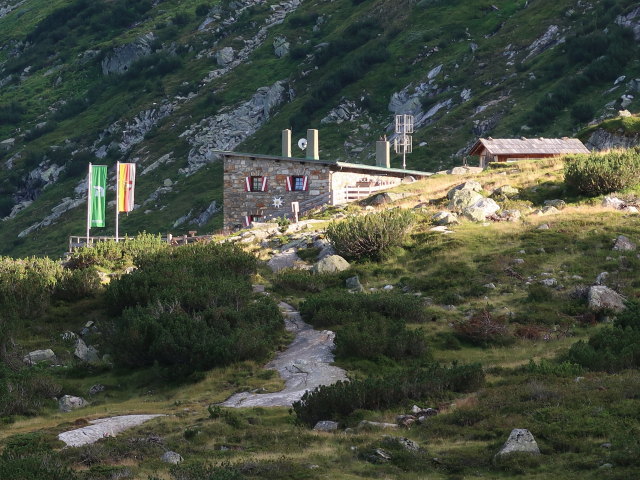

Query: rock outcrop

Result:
[101,33,157,75]
[496,429,541,457]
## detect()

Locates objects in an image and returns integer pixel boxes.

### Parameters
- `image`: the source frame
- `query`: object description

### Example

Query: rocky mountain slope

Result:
[0,0,639,256]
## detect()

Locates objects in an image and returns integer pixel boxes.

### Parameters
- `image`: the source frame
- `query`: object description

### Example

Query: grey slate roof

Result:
[469,138,590,156]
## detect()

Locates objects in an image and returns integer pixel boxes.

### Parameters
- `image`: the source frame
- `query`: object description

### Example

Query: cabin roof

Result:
[468,137,590,156]
[216,151,433,177]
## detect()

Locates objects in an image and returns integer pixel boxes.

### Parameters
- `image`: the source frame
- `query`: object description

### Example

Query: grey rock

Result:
[600,463,614,469]
[74,338,100,365]
[346,276,364,292]
[602,196,625,209]
[496,429,541,457]
[58,414,166,447]
[588,285,626,312]
[59,395,88,413]
[464,198,500,222]
[537,223,550,230]
[273,36,290,57]
[385,436,421,452]
[216,46,235,66]
[383,284,394,291]
[540,278,557,287]
[313,420,339,432]
[613,235,636,251]
[161,451,184,464]
[88,384,106,396]
[23,349,57,366]
[544,199,566,210]
[448,166,484,175]
[432,211,459,226]
[101,33,157,75]
[498,210,522,222]
[492,185,519,197]
[267,249,302,272]
[484,283,496,289]
[313,255,350,274]
[447,181,482,199]
[449,189,483,212]
[587,129,640,152]
[525,25,564,60]
[194,201,221,226]
[367,448,392,463]
[595,272,609,285]
[513,258,525,264]
[370,192,406,205]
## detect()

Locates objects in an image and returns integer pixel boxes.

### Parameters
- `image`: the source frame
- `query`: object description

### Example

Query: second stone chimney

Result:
[306,129,319,160]
[376,140,391,168]
[282,129,291,157]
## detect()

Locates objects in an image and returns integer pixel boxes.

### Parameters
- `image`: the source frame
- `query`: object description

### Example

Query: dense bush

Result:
[0,101,25,125]
[66,233,168,270]
[335,313,427,360]
[564,149,640,196]
[326,209,415,260]
[271,269,344,293]
[106,243,283,375]
[0,364,61,418]
[567,300,640,371]
[300,290,427,327]
[53,267,102,301]
[293,362,485,426]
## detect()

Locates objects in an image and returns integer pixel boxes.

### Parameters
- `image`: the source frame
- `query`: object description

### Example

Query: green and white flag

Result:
[89,165,107,228]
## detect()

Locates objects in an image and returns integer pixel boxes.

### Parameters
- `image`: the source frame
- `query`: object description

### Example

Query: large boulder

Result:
[23,349,57,366]
[432,211,459,226]
[492,185,519,197]
[267,249,302,272]
[161,451,184,464]
[449,189,483,212]
[496,429,540,457]
[602,196,625,209]
[464,198,500,222]
[313,255,350,273]
[216,46,235,66]
[588,285,626,312]
[59,395,88,413]
[613,234,636,251]
[447,181,482,199]
[370,192,406,205]
[101,33,156,75]
[74,338,100,364]
[273,36,290,57]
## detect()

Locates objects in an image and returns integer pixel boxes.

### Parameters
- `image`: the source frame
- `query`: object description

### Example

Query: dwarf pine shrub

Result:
[293,362,484,426]
[564,149,640,196]
[326,209,415,260]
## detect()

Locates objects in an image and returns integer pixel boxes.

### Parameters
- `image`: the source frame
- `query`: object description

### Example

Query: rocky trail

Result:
[221,301,348,408]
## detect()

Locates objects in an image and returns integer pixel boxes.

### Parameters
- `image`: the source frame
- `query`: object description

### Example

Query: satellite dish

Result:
[297,138,307,150]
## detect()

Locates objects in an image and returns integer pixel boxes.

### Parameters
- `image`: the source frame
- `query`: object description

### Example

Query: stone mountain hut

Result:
[218,129,432,230]
[469,137,590,167]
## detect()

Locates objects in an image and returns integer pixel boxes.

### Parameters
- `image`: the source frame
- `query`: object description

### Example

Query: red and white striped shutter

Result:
[245,216,251,227]
[244,177,251,191]
[302,175,309,191]
[285,176,292,191]
[261,177,268,192]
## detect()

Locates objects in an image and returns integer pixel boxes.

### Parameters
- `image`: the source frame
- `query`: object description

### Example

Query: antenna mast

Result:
[394,114,413,170]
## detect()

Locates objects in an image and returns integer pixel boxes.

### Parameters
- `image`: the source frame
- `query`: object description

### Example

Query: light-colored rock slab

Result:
[221,303,347,407]
[58,414,166,447]
[496,428,541,457]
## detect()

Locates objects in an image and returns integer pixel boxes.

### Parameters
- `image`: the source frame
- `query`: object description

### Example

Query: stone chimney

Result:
[282,129,291,157]
[306,129,319,160]
[376,140,390,168]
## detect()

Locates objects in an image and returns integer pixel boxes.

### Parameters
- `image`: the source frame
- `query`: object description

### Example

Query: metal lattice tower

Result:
[394,114,413,170]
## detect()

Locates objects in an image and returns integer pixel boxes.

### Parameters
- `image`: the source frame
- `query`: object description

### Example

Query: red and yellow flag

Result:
[117,163,136,213]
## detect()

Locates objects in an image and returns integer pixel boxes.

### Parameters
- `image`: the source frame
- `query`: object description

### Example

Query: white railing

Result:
[331,182,398,205]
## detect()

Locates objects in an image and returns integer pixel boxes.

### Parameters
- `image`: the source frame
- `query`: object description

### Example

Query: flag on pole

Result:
[117,163,136,213]
[89,165,107,227]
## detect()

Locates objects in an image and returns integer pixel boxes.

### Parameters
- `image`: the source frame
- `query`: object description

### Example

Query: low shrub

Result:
[53,267,102,301]
[271,269,343,293]
[293,362,484,426]
[300,290,427,327]
[335,313,427,360]
[326,209,415,260]
[0,364,61,418]
[564,149,640,196]
[453,310,512,346]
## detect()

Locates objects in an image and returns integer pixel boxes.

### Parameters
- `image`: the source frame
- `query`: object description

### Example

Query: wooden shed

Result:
[469,137,590,167]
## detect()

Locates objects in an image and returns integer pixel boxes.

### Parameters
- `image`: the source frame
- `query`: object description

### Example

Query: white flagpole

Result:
[115,162,120,242]
[86,163,92,246]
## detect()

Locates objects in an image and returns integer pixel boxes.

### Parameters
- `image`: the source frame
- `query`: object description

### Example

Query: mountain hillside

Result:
[1,0,640,256]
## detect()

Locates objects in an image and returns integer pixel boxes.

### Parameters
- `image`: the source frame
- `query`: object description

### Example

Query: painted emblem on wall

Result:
[272,196,283,208]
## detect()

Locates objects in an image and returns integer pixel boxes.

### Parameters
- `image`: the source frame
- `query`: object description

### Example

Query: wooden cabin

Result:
[469,137,590,167]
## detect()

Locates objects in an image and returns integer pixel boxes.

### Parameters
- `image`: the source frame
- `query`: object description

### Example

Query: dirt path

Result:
[220,301,347,407]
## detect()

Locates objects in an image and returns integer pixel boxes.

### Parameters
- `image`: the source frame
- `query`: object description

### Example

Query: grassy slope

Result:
[2,159,640,479]
[0,0,639,257]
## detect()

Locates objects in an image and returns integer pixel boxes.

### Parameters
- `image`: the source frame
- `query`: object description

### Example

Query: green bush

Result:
[272,269,344,293]
[53,267,102,301]
[293,362,485,426]
[335,313,427,360]
[300,290,427,327]
[106,243,282,375]
[326,209,415,260]
[0,364,61,418]
[66,233,168,270]
[564,149,640,196]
